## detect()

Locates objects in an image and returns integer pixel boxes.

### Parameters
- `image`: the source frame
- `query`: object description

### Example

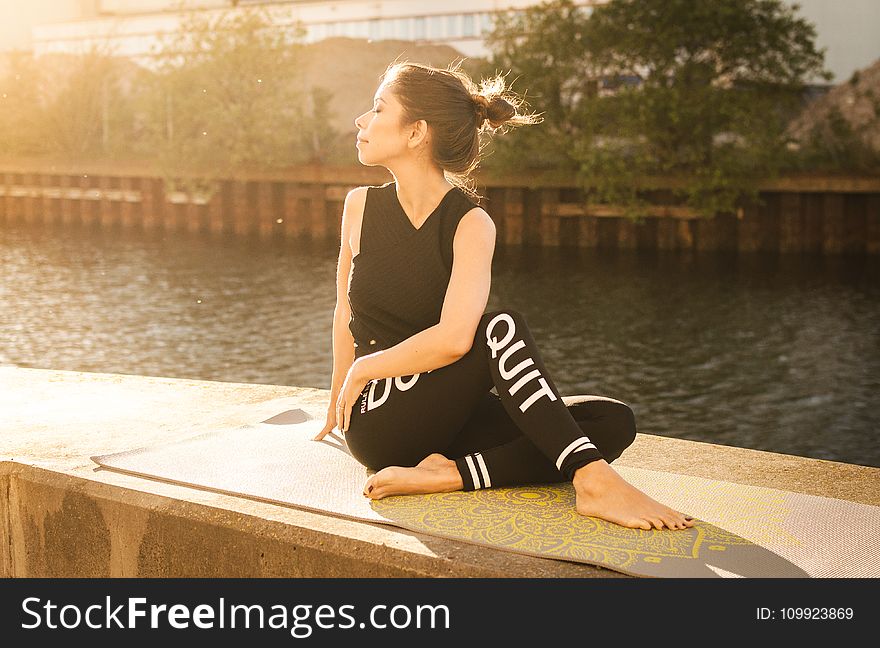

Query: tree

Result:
[484,0,832,218]
[784,65,880,172]
[480,1,595,176]
[143,6,314,192]
[0,48,135,158]
[0,52,47,155]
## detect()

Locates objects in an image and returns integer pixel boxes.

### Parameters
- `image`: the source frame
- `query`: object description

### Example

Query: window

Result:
[427,15,443,39]
[414,16,425,40]
[446,14,458,37]
[395,18,410,39]
[351,21,369,38]
[481,13,493,34]
[368,19,380,40]
[382,18,395,39]
[306,23,324,41]
[462,14,475,37]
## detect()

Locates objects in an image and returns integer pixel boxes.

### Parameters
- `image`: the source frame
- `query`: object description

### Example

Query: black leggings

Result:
[345,309,637,490]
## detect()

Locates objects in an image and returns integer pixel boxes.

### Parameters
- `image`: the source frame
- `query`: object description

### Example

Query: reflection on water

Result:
[2,224,879,467]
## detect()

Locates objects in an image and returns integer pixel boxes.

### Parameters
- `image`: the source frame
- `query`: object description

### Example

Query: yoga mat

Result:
[91,397,880,578]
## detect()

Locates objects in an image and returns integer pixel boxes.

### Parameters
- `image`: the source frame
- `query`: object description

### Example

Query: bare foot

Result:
[364,453,463,499]
[574,459,696,531]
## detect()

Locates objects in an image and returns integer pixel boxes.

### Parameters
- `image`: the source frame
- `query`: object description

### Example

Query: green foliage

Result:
[0,51,47,155]
[294,86,339,164]
[788,106,880,171]
[0,6,338,193]
[0,47,135,158]
[482,0,833,218]
[144,7,312,193]
[480,0,595,174]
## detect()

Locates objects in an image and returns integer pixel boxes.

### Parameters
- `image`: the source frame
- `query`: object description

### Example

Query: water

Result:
[2,223,879,468]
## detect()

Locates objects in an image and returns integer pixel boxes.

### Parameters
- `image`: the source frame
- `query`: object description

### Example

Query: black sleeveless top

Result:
[348,181,478,359]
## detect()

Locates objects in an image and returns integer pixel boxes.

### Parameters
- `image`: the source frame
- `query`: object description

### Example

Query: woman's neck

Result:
[389,167,454,224]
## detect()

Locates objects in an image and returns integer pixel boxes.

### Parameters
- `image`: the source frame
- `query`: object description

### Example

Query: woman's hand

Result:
[335,359,370,434]
[313,399,339,441]
[312,359,370,440]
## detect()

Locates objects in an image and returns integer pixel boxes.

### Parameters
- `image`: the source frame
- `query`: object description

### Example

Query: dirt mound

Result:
[787,58,880,150]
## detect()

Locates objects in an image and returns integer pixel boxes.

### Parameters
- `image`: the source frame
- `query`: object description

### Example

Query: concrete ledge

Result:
[2,367,878,577]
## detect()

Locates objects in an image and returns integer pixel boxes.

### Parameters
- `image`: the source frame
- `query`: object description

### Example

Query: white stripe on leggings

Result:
[465,455,482,489]
[475,453,492,488]
[555,438,597,471]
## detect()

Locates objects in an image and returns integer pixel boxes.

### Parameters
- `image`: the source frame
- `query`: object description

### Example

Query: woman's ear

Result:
[407,119,429,149]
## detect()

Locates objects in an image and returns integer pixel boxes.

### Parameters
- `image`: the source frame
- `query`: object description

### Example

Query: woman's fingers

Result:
[336,398,346,432]
[312,422,332,441]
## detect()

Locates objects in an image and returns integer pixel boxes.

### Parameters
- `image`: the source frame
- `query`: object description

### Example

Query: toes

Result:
[660,509,694,530]
[363,475,378,497]
[660,515,682,530]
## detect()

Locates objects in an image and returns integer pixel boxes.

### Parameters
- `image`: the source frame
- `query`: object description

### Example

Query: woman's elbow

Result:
[446,330,475,359]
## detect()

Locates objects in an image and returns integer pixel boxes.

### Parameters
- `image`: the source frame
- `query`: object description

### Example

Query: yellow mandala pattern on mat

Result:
[370,484,750,574]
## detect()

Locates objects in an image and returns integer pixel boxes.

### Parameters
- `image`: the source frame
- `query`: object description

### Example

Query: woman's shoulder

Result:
[456,204,495,237]
[345,182,394,209]
[346,180,393,197]
[447,187,490,226]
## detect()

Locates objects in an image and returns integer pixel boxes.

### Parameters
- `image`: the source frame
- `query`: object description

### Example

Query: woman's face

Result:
[353,84,417,165]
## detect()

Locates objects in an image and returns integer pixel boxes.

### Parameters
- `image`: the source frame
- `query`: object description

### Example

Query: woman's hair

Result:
[379,58,542,201]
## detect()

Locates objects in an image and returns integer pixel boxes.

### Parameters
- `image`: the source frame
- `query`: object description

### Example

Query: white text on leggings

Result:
[360,373,421,413]
[485,313,557,414]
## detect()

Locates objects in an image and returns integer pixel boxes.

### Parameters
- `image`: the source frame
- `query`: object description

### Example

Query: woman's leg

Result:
[344,309,604,482]
[347,308,695,530]
[444,392,637,490]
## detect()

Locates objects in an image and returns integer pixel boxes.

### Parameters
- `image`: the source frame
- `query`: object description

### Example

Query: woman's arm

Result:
[327,188,365,403]
[329,305,355,403]
[353,207,496,381]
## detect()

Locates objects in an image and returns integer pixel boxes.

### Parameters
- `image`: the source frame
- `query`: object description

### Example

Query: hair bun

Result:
[471,93,490,126]
[472,93,517,129]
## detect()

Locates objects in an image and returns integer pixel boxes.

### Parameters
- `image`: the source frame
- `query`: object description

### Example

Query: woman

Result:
[313,61,694,532]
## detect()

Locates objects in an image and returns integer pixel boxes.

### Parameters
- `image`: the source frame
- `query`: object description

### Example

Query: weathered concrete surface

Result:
[1,366,878,577]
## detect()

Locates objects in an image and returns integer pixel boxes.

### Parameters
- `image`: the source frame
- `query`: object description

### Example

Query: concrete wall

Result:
[3,367,878,578]
[1,166,878,254]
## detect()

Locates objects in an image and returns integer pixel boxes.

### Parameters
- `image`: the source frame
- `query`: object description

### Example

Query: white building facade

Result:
[9,0,880,84]
[28,0,603,62]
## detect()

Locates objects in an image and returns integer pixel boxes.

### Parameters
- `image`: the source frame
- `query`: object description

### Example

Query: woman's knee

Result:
[605,402,637,461]
[347,442,408,473]
[618,403,637,447]
[345,424,437,472]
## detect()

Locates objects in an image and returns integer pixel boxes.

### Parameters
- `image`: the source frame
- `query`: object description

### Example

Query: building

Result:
[2,0,878,84]
[13,1,602,63]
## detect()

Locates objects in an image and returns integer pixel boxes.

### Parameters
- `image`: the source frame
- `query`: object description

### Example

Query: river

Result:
[2,223,878,467]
